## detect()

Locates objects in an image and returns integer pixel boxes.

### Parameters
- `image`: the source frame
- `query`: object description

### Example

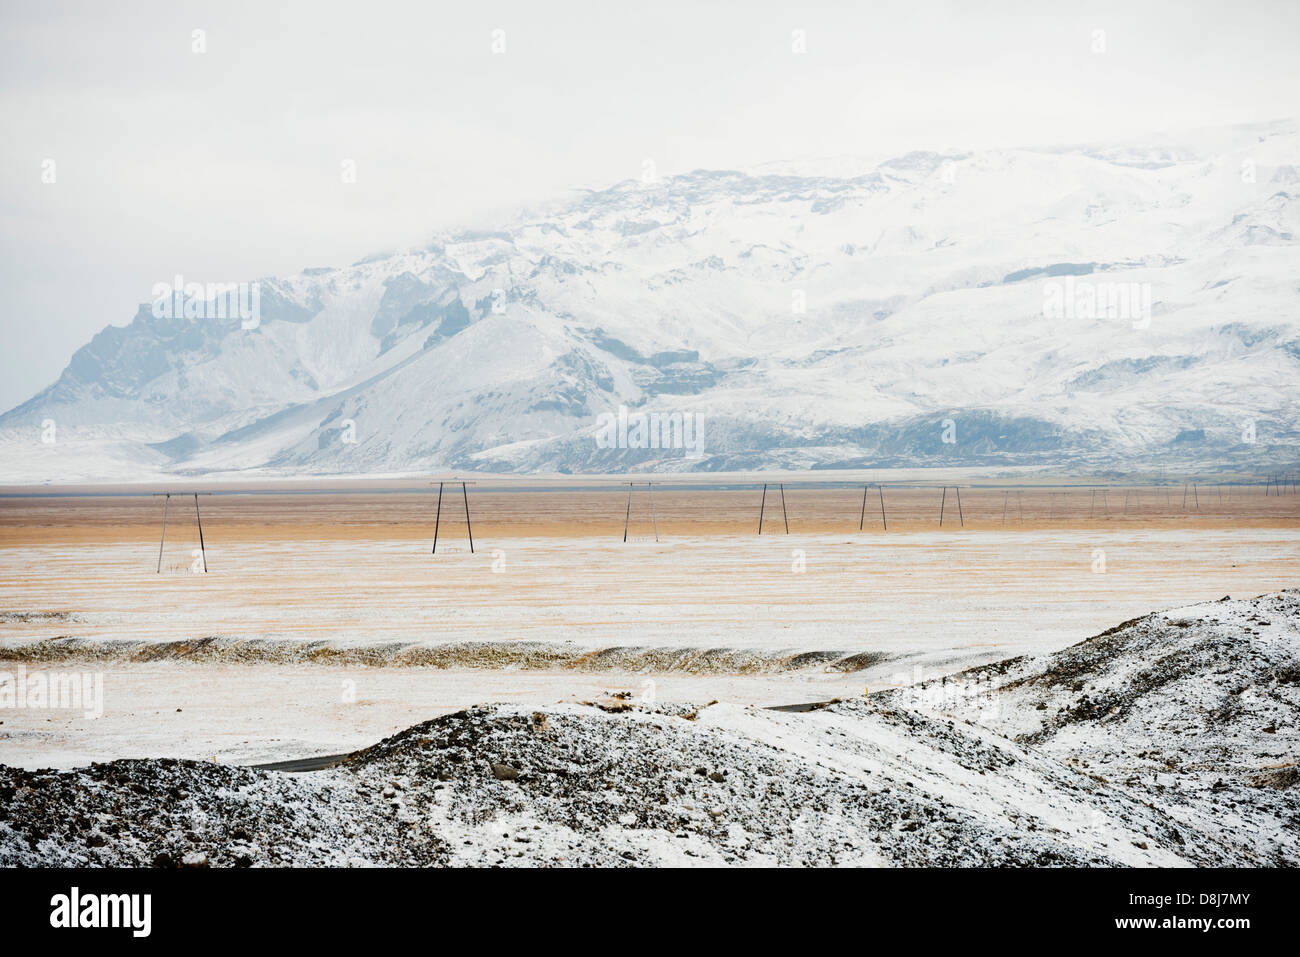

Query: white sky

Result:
[2,0,1298,412]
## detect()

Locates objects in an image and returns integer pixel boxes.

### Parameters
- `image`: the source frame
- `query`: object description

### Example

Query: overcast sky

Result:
[2,0,1298,412]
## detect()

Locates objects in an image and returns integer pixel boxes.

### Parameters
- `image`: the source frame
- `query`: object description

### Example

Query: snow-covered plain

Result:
[6,529,1297,665]
[2,591,1296,867]
[2,523,1297,768]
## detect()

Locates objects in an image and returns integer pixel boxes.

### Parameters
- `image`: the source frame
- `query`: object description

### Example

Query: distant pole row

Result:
[1265,472,1297,495]
[144,475,1296,570]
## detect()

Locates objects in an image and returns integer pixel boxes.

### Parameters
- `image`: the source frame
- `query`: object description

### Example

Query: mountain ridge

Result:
[3,120,1298,483]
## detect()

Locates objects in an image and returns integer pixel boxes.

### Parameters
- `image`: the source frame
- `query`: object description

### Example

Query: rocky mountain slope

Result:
[2,121,1298,482]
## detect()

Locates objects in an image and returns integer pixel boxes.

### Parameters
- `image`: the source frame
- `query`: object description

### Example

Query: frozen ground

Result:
[5,530,1298,665]
[2,528,1297,766]
[3,526,1299,767]
[2,591,1296,867]
[0,666,874,768]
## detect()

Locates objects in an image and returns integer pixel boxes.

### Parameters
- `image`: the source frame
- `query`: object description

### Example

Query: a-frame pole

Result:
[939,486,947,527]
[648,482,659,542]
[859,483,869,531]
[956,486,964,527]
[780,483,789,534]
[156,493,170,574]
[879,485,887,531]
[462,481,474,553]
[758,483,767,535]
[623,483,633,542]
[431,482,444,554]
[1192,482,1199,510]
[193,493,208,573]
[1005,490,1011,525]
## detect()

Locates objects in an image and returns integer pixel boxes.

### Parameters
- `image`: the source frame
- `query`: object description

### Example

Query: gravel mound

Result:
[0,758,450,867]
[924,589,1300,866]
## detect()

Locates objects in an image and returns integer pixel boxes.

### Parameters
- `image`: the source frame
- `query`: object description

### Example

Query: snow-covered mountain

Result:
[4,120,1299,482]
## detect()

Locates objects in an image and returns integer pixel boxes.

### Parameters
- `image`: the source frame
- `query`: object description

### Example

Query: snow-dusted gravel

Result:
[2,591,1296,867]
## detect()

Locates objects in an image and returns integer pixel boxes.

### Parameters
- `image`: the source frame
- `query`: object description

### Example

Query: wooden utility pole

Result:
[153,492,210,573]
[193,494,208,572]
[156,494,169,574]
[758,482,789,535]
[432,482,444,552]
[939,486,963,528]
[462,481,474,550]
[431,480,474,554]
[622,482,658,542]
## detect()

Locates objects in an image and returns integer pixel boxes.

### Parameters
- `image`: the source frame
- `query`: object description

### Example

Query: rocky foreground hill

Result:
[2,592,1296,866]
